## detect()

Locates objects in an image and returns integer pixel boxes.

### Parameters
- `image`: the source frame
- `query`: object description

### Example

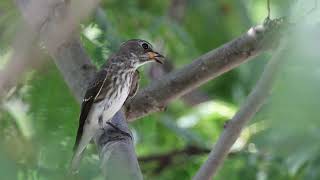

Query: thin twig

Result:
[139,146,210,162]
[139,146,210,174]
[267,0,271,19]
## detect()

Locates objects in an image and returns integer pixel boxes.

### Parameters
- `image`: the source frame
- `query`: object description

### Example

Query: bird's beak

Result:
[147,51,165,64]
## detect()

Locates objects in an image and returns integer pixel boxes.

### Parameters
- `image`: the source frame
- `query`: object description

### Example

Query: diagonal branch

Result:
[192,38,288,180]
[125,24,276,121]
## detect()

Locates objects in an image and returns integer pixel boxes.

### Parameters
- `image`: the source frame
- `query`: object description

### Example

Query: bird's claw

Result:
[106,122,132,140]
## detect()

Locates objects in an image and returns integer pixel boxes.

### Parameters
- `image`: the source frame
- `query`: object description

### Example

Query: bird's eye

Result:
[141,43,149,50]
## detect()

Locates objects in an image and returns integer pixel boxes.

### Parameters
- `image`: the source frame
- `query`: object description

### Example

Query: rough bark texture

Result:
[192,39,288,180]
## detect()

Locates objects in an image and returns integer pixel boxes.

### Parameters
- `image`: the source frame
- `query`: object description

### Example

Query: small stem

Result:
[267,0,271,19]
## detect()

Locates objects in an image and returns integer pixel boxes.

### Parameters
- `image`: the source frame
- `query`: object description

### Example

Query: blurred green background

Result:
[1,0,320,179]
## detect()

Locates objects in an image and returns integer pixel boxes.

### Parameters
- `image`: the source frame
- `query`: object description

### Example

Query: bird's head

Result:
[117,39,165,68]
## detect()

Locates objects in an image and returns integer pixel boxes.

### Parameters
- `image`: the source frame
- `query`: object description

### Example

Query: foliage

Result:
[1,0,320,179]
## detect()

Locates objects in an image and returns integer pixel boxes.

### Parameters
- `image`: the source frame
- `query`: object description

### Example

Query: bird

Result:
[70,39,164,173]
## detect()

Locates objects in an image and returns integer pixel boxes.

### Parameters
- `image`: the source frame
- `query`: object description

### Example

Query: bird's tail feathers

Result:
[69,150,84,175]
[69,126,95,174]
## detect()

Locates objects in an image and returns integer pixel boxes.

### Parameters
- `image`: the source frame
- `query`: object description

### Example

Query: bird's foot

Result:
[106,122,132,140]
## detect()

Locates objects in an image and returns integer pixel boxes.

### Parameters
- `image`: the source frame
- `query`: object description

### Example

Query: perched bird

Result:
[70,39,164,173]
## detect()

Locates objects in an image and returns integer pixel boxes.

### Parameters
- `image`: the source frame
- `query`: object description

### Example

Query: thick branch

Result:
[125,24,273,121]
[94,111,143,180]
[192,40,288,180]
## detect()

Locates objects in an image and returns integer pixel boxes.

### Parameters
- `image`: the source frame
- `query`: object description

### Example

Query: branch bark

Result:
[192,39,288,180]
[125,24,275,121]
[148,56,210,106]
[94,111,143,180]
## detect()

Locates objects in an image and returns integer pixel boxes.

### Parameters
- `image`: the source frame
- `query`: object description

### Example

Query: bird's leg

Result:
[106,122,132,140]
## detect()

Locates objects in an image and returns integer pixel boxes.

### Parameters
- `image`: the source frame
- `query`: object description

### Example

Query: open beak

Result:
[147,51,165,64]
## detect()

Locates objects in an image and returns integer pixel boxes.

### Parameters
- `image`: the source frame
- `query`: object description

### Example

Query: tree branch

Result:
[148,56,210,106]
[192,38,288,180]
[139,145,210,174]
[139,146,210,162]
[125,23,277,121]
[94,110,143,180]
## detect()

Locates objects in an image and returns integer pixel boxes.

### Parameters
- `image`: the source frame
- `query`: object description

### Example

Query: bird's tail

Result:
[69,126,96,174]
[69,150,84,175]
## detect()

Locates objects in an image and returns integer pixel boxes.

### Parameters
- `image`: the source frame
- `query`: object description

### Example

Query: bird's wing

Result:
[127,70,140,99]
[73,69,109,152]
